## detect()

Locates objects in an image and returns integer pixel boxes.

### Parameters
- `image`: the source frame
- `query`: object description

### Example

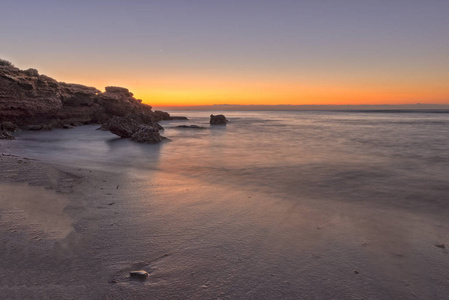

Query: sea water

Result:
[6,110,449,213]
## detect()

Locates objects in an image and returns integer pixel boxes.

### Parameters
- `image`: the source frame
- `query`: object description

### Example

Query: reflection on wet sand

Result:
[0,183,72,239]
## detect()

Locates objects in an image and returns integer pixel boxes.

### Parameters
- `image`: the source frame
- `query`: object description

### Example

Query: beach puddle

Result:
[0,183,73,239]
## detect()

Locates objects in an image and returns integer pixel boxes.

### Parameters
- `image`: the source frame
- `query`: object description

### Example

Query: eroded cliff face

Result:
[0,61,159,128]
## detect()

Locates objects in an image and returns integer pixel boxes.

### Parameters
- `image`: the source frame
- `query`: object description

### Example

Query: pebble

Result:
[435,243,445,249]
[130,270,149,279]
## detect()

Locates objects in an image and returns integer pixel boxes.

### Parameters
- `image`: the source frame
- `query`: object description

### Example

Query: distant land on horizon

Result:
[155,104,449,112]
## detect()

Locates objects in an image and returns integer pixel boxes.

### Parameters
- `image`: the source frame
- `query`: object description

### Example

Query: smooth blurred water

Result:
[6,110,449,212]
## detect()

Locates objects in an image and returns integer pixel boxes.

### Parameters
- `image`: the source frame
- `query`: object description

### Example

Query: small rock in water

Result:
[435,243,445,249]
[209,114,228,125]
[130,270,149,279]
[27,125,43,131]
[176,125,206,129]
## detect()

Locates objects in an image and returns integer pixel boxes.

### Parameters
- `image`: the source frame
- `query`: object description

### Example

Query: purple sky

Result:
[1,0,448,105]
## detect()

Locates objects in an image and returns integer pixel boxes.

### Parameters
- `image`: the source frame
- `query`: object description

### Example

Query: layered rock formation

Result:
[0,59,170,143]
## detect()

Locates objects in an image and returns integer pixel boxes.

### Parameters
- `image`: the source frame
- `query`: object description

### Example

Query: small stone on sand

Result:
[130,270,149,279]
[435,243,445,249]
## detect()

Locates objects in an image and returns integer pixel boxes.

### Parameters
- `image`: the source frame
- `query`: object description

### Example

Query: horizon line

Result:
[154,103,449,111]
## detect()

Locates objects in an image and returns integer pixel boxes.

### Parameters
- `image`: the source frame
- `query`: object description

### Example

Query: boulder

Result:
[0,131,15,140]
[1,121,17,131]
[106,116,141,138]
[210,114,227,125]
[105,113,166,143]
[130,126,165,143]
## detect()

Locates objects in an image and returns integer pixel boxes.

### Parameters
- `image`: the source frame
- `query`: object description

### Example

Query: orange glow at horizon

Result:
[51,71,449,107]
[132,81,449,107]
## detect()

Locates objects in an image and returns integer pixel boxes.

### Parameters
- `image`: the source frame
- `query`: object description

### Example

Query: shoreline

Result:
[1,142,449,299]
[0,148,128,298]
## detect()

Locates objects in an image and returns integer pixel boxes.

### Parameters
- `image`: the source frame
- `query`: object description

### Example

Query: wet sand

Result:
[1,147,449,299]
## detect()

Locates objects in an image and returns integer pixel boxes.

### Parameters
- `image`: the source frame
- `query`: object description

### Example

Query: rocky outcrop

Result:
[105,114,166,143]
[210,114,228,125]
[0,59,161,127]
[0,58,168,143]
[154,110,171,120]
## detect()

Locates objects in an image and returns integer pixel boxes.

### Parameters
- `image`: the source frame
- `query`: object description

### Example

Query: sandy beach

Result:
[1,125,449,300]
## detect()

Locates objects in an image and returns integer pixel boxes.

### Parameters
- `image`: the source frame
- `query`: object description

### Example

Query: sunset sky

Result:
[1,0,448,106]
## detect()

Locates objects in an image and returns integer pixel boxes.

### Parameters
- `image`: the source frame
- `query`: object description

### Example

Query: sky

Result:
[1,0,448,106]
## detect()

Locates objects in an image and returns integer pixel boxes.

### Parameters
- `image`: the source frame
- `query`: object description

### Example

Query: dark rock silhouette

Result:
[0,120,16,139]
[104,114,166,143]
[1,122,17,132]
[0,131,15,140]
[176,125,206,129]
[27,125,44,131]
[130,126,166,143]
[154,110,171,120]
[0,59,169,143]
[210,114,228,125]
[106,116,142,138]
[129,270,149,279]
[154,110,188,121]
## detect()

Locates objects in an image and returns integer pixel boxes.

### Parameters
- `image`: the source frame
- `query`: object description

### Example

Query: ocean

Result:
[7,110,449,213]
